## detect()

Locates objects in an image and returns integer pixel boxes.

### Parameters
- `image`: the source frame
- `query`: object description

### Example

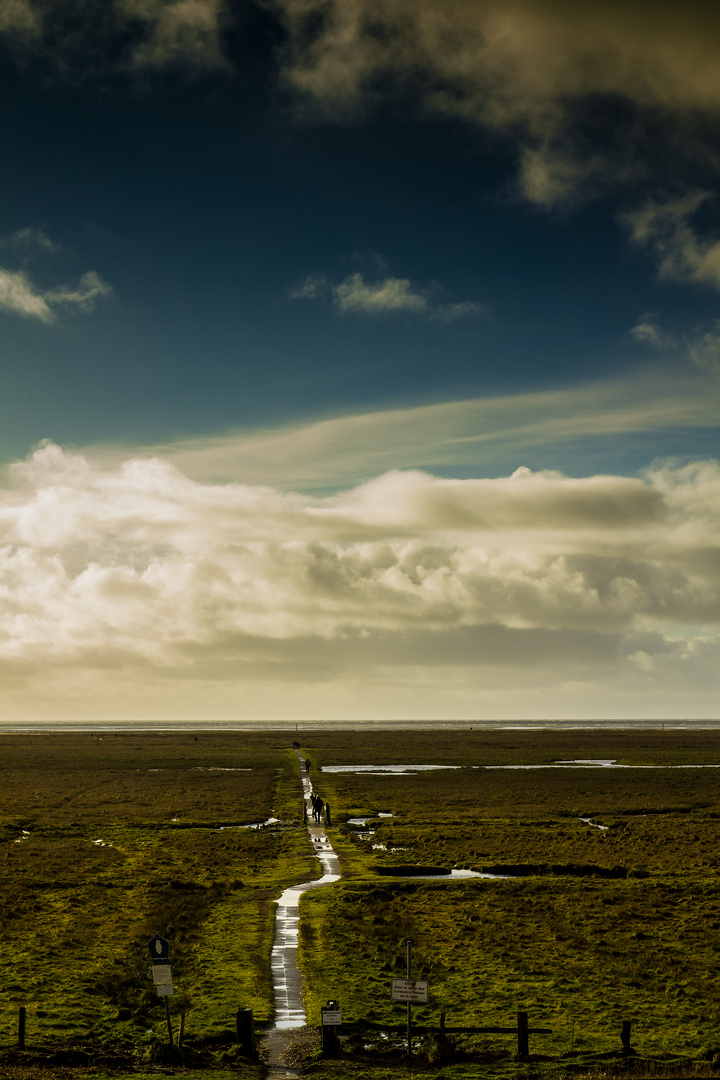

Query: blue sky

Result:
[0,1,718,721]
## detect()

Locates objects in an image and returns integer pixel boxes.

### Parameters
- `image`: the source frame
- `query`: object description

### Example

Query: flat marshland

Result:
[1,728,720,1080]
[0,732,312,1076]
[301,729,720,1071]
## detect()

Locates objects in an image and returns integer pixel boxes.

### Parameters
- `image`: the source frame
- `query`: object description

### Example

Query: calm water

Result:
[0,719,718,733]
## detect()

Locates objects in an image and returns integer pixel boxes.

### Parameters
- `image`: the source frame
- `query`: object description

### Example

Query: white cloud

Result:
[291,270,486,320]
[0,266,112,322]
[333,273,427,314]
[623,192,720,292]
[0,441,719,720]
[0,269,54,322]
[630,313,677,350]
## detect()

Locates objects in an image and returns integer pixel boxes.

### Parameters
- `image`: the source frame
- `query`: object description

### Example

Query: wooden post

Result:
[303,801,307,824]
[18,1006,26,1049]
[439,1010,446,1053]
[236,1008,256,1056]
[517,1011,529,1056]
[621,1020,632,1053]
[325,802,331,827]
[406,939,412,1058]
[178,1011,185,1047]
[164,997,173,1046]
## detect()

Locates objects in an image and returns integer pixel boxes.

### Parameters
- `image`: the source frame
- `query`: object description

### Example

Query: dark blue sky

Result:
[1,2,718,480]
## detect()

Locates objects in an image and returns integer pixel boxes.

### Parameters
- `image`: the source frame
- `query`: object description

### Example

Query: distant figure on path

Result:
[306,761,311,774]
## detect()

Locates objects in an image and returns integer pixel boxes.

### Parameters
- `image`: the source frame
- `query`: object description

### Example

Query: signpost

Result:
[320,999,341,1056]
[390,979,429,1003]
[390,940,428,1057]
[148,933,174,1045]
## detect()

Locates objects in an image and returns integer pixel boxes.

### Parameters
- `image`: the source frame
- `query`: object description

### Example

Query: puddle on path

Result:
[218,817,280,831]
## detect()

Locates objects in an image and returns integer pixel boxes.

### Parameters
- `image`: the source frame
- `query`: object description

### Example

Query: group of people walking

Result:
[310,792,324,823]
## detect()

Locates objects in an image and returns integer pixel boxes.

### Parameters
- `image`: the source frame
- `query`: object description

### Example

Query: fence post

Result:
[236,1008,256,1057]
[18,1006,26,1049]
[621,1020,632,1054]
[517,1011,529,1056]
[439,1010,446,1053]
[325,802,331,827]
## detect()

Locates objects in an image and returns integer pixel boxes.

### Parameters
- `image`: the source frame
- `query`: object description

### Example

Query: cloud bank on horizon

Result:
[0,440,718,721]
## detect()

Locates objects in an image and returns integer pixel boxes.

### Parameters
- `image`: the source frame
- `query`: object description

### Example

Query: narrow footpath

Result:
[261,751,341,1079]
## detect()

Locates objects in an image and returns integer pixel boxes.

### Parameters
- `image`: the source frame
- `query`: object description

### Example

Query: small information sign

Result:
[321,1010,342,1025]
[391,978,429,1003]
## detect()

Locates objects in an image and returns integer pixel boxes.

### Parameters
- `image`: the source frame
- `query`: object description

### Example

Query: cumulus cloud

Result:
[0,441,719,719]
[0,267,112,322]
[291,270,485,319]
[333,273,427,314]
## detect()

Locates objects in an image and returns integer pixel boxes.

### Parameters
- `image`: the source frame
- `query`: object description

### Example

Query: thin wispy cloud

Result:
[0,226,58,254]
[630,313,678,351]
[114,370,720,491]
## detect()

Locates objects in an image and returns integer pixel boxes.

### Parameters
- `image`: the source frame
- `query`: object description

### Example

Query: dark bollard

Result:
[621,1020,632,1054]
[517,1011,529,1056]
[321,1002,341,1057]
[236,1008,256,1057]
[325,802,331,827]
[18,1006,26,1049]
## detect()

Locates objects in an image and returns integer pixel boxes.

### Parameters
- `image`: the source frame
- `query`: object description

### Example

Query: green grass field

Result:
[2,727,720,1080]
[299,730,720,1066]
[0,732,314,1072]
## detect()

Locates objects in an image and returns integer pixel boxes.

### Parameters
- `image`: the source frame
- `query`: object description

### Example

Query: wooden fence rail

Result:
[332,1011,551,1057]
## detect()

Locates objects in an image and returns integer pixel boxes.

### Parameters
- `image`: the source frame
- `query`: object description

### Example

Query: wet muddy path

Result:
[261,752,340,1079]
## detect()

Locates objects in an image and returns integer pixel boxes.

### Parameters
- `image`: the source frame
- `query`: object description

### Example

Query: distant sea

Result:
[0,719,718,733]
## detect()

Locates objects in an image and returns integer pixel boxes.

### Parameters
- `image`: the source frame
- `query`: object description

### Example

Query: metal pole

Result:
[164,997,173,1045]
[406,939,412,1057]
